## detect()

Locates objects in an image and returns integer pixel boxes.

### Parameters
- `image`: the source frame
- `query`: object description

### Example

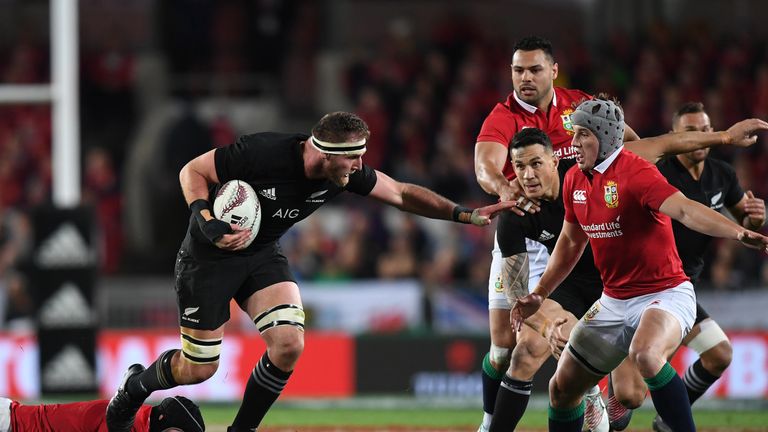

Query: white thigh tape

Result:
[687,319,729,354]
[254,304,306,333]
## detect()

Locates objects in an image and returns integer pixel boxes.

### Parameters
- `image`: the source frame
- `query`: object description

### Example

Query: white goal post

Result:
[0,0,80,208]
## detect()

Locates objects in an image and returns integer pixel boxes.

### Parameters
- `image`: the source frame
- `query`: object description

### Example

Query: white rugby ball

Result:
[213,180,261,247]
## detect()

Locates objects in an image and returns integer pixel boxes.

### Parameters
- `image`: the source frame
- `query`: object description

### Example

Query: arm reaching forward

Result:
[659,191,768,252]
[511,220,589,331]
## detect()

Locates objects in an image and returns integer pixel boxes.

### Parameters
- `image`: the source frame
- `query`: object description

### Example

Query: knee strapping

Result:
[490,343,511,368]
[254,304,305,334]
[687,320,729,355]
[181,331,222,364]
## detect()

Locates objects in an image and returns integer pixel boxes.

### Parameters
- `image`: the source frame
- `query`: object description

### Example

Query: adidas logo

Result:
[42,345,96,390]
[259,188,277,200]
[39,282,95,328]
[538,230,555,241]
[35,223,93,269]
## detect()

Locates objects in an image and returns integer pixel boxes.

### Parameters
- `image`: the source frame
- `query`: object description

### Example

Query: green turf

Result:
[199,405,768,428]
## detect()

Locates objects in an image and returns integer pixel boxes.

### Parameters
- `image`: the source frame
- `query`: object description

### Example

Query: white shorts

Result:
[0,397,11,432]
[488,233,550,309]
[567,281,696,375]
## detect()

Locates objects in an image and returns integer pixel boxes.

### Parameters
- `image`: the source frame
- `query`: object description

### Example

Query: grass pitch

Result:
[200,404,768,430]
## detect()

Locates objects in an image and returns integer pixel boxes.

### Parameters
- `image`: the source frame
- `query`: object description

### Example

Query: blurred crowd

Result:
[1,1,767,329]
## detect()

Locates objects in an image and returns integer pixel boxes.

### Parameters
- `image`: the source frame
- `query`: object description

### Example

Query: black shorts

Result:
[694,302,710,326]
[174,242,296,330]
[549,281,603,319]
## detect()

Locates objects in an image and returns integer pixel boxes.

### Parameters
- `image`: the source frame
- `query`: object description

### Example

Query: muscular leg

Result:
[491,300,576,431]
[128,324,224,401]
[481,308,515,429]
[606,356,645,430]
[629,308,695,432]
[549,349,603,432]
[231,281,304,430]
[651,318,731,432]
[681,318,731,403]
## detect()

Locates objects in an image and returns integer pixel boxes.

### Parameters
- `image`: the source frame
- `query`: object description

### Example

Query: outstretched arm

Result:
[368,170,515,225]
[625,118,768,164]
[660,192,768,252]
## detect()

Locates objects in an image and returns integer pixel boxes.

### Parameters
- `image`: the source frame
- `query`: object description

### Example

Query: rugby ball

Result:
[213,180,261,247]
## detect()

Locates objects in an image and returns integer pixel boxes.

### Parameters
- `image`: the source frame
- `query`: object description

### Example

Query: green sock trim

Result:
[548,400,586,422]
[482,352,506,380]
[644,362,677,391]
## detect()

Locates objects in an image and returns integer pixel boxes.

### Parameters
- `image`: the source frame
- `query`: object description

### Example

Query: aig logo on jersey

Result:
[604,181,619,208]
[273,208,300,219]
[561,108,575,136]
[573,190,587,204]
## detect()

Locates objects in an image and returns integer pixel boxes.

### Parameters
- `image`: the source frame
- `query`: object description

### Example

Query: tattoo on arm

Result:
[502,252,530,305]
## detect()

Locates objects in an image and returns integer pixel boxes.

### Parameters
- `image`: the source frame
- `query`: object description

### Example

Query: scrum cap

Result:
[570,99,625,162]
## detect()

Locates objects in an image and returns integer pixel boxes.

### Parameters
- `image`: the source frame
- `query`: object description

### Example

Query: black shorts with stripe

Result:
[174,241,295,330]
[694,302,710,326]
[548,279,603,319]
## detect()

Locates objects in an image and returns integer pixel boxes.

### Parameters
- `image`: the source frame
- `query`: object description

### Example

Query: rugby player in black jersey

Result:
[605,102,766,432]
[488,110,768,432]
[105,111,515,432]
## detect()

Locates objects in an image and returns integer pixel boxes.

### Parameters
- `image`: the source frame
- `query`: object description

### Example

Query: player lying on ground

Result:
[0,392,203,432]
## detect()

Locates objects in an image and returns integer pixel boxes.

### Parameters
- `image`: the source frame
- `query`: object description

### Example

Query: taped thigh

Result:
[254,304,306,334]
[687,319,729,354]
[567,318,628,376]
[180,331,223,364]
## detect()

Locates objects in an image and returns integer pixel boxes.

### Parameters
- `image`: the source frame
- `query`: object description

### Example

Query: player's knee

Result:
[616,389,644,409]
[548,375,574,408]
[701,340,732,376]
[269,331,305,368]
[489,343,511,369]
[509,338,548,379]
[610,378,644,408]
[629,348,665,378]
[183,361,219,384]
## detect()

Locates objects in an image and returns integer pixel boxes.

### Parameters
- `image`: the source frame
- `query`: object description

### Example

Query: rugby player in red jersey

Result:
[511,97,768,432]
[474,36,640,432]
[0,393,203,432]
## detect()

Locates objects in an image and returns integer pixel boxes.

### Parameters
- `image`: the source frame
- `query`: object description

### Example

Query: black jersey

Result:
[656,156,744,283]
[183,132,378,259]
[496,159,602,294]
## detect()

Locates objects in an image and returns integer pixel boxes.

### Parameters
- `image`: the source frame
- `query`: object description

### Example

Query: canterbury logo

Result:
[183,307,199,316]
[573,190,587,203]
[259,188,277,200]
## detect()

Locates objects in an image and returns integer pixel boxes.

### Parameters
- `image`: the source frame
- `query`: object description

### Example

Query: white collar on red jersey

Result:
[513,89,557,113]
[593,146,624,174]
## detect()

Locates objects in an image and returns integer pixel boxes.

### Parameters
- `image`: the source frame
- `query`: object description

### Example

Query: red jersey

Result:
[10,399,152,432]
[562,149,690,299]
[476,87,591,179]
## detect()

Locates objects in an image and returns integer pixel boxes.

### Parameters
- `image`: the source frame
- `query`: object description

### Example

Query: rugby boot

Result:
[106,363,146,432]
[583,385,610,432]
[607,375,633,431]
